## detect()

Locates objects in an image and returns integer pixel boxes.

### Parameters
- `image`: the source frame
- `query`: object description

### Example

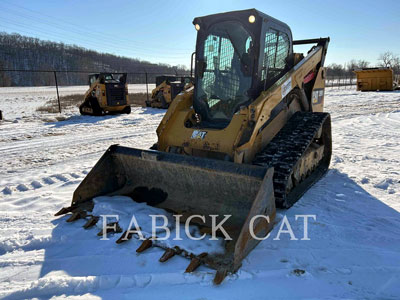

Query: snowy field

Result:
[0,87,399,299]
[0,84,154,120]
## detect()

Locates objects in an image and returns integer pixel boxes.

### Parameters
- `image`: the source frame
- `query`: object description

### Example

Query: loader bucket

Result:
[65,145,276,283]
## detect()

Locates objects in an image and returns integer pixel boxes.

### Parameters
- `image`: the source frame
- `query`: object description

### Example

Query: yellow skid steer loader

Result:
[146,75,194,109]
[80,73,131,116]
[56,9,331,284]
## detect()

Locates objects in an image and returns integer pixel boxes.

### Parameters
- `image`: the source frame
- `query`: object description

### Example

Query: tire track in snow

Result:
[0,109,164,174]
[1,171,87,196]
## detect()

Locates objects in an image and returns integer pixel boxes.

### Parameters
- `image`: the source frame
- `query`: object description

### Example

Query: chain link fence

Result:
[1,69,398,116]
[326,73,400,89]
[326,75,357,89]
[0,69,192,113]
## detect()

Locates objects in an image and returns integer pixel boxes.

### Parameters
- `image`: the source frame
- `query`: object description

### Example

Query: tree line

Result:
[0,32,399,86]
[326,52,400,77]
[0,32,190,87]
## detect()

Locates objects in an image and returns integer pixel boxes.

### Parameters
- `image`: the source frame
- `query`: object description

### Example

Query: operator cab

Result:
[193,9,293,128]
[88,73,127,86]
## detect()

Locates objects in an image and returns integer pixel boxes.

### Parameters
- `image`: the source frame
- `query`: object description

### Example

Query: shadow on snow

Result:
[3,169,400,299]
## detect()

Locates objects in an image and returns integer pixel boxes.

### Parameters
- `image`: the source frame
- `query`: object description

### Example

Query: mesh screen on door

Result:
[262,29,289,83]
[202,34,240,104]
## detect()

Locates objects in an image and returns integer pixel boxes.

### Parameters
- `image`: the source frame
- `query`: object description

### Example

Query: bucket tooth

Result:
[185,257,201,273]
[185,252,207,273]
[96,222,122,237]
[116,230,134,244]
[55,206,74,216]
[66,211,86,222]
[136,239,152,253]
[83,216,99,229]
[159,248,175,263]
[213,269,228,285]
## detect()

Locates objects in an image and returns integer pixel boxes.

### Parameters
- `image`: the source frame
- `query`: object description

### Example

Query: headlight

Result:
[248,15,256,23]
[194,24,200,31]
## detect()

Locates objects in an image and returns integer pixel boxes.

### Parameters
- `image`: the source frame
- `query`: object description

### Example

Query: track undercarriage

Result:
[254,112,332,208]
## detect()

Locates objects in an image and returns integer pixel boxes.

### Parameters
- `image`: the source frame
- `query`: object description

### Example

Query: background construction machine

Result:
[57,9,331,284]
[79,73,131,116]
[146,75,193,108]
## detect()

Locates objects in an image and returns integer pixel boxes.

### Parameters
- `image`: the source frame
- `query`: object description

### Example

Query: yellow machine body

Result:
[58,9,332,284]
[157,49,327,164]
[80,73,131,115]
[147,75,193,109]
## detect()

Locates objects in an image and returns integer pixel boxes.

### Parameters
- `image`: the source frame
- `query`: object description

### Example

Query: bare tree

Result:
[358,60,370,69]
[346,59,370,73]
[378,51,400,72]
[326,63,345,77]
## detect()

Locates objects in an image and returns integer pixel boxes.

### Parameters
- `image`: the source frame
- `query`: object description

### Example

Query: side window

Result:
[276,33,290,69]
[89,76,96,86]
[262,29,290,81]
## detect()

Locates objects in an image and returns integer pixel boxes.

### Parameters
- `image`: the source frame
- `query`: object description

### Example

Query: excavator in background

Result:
[146,75,194,109]
[79,73,131,116]
[57,9,331,284]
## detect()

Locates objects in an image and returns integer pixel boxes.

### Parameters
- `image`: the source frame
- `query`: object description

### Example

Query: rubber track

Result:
[253,111,331,208]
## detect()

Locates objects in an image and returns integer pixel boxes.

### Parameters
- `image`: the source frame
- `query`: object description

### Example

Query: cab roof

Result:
[192,8,291,32]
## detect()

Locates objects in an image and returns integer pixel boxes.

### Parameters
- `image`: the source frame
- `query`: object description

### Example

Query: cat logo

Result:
[191,130,207,139]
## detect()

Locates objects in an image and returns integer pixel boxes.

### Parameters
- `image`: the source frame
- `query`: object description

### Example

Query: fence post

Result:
[53,71,61,113]
[145,71,149,102]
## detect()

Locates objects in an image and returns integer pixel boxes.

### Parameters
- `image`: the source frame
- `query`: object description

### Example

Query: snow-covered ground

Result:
[0,87,399,299]
[0,84,154,120]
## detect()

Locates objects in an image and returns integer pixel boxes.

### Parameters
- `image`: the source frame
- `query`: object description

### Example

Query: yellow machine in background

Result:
[58,9,331,284]
[146,75,193,108]
[353,67,394,91]
[80,73,131,116]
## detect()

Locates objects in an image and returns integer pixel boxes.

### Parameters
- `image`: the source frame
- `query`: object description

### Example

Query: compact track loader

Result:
[57,9,331,284]
[80,73,131,116]
[146,75,194,109]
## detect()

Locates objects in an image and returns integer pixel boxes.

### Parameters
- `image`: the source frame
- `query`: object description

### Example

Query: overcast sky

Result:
[1,0,399,68]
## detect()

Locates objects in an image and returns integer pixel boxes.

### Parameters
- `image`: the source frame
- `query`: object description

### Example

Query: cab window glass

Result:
[262,29,290,81]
